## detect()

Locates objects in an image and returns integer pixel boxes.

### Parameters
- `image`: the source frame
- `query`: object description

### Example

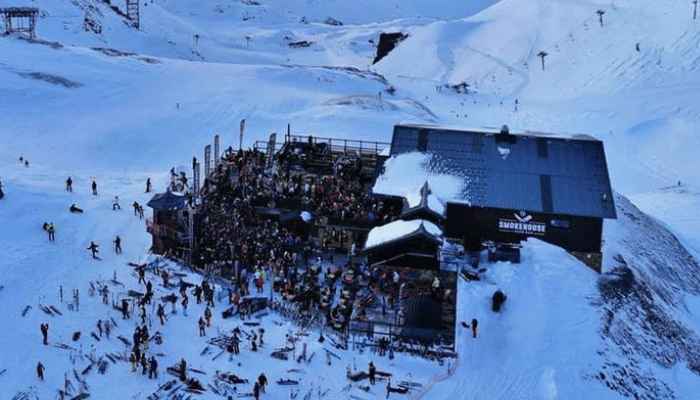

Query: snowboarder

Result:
[258,373,268,393]
[69,204,83,213]
[92,180,97,196]
[37,362,45,380]
[471,318,478,339]
[66,177,73,192]
[149,356,158,379]
[112,196,121,210]
[198,317,206,336]
[368,361,376,385]
[114,236,122,254]
[47,223,55,242]
[146,178,152,193]
[40,323,49,345]
[87,242,99,259]
[157,304,165,325]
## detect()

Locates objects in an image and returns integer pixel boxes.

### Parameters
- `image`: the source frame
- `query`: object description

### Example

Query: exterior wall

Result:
[444,204,603,253]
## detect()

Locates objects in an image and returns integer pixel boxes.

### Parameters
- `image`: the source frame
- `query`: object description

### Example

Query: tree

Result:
[597,10,605,27]
[537,51,548,70]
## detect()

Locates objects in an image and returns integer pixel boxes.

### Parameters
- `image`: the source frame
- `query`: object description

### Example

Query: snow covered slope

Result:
[1,0,700,398]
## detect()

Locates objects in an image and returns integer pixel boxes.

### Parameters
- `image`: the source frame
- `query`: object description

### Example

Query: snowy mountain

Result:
[1,0,700,398]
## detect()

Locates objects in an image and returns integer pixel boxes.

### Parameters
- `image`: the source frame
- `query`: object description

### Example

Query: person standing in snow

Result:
[146,178,152,193]
[182,293,189,316]
[87,242,99,259]
[130,353,138,372]
[47,223,55,242]
[112,196,121,210]
[0,180,4,200]
[114,236,122,254]
[92,180,98,196]
[133,201,140,216]
[157,304,166,325]
[253,381,261,400]
[37,362,45,380]
[66,177,73,192]
[149,356,158,379]
[198,317,206,337]
[471,318,478,339]
[258,373,268,393]
[40,323,49,345]
[368,361,376,384]
[204,306,212,326]
[140,354,148,375]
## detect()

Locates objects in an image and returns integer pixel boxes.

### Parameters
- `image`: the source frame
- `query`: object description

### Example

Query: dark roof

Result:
[146,191,188,211]
[390,123,616,219]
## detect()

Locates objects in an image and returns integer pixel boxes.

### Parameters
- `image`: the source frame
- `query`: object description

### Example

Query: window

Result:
[550,219,570,228]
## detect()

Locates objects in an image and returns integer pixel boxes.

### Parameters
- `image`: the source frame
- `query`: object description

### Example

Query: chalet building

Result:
[373,123,617,271]
[146,191,191,258]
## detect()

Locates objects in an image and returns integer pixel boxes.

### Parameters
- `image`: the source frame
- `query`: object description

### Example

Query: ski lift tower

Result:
[126,0,139,29]
[1,7,39,39]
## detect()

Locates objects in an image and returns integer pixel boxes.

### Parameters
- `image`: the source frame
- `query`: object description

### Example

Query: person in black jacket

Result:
[92,180,98,196]
[149,356,158,379]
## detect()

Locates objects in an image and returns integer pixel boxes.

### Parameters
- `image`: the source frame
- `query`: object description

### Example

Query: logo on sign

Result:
[498,211,546,236]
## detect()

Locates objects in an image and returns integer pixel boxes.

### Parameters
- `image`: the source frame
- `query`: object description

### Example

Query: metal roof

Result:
[388,124,616,219]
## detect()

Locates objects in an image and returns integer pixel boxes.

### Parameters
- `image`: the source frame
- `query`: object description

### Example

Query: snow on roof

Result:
[427,194,445,215]
[372,152,464,206]
[365,219,442,250]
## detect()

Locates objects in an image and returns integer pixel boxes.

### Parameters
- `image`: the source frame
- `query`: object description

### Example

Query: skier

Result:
[368,361,376,385]
[198,317,206,337]
[69,204,83,213]
[258,373,268,393]
[132,201,140,216]
[66,177,73,192]
[92,180,98,196]
[97,319,103,337]
[87,242,99,259]
[471,318,478,339]
[112,196,121,210]
[146,178,152,193]
[149,356,158,379]
[114,236,122,254]
[40,323,49,345]
[157,304,166,325]
[37,362,45,380]
[47,223,55,242]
